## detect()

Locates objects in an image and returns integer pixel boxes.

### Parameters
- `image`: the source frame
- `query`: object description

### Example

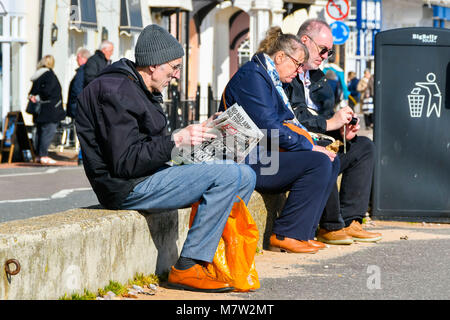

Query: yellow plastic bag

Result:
[189,196,260,292]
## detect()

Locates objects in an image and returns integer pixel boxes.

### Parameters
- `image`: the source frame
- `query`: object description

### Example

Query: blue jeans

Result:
[121,161,256,263]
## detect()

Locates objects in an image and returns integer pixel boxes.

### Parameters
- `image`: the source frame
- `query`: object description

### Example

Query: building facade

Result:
[0,0,448,135]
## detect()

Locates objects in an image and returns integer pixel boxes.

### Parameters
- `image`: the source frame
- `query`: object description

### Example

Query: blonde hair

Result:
[257,26,309,61]
[37,55,55,69]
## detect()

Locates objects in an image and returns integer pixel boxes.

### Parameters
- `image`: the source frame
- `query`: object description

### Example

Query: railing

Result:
[163,84,221,133]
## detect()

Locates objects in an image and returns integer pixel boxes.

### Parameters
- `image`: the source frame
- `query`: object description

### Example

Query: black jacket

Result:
[285,69,336,134]
[76,58,175,209]
[83,50,109,87]
[29,68,66,123]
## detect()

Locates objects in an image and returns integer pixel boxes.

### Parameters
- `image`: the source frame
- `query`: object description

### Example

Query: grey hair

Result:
[99,40,113,50]
[297,18,331,38]
[77,47,90,59]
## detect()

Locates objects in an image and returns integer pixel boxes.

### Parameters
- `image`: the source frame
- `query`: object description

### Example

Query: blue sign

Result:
[330,21,350,45]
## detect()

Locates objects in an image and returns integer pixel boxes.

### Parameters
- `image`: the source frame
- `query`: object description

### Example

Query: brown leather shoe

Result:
[269,234,318,254]
[344,221,382,242]
[167,264,234,293]
[317,228,354,245]
[308,240,327,250]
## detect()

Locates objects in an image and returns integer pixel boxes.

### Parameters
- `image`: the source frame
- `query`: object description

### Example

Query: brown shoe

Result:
[344,221,382,242]
[308,240,327,250]
[317,228,354,245]
[269,234,318,254]
[167,264,234,293]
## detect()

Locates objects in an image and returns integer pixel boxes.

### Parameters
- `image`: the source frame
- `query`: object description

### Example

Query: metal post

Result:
[38,0,46,61]
[195,84,200,122]
[185,11,190,101]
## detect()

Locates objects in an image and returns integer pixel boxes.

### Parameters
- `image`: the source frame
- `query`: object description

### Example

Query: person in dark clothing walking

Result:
[67,48,90,119]
[67,48,90,165]
[347,71,360,109]
[286,19,381,244]
[76,24,256,293]
[83,40,114,87]
[28,55,66,164]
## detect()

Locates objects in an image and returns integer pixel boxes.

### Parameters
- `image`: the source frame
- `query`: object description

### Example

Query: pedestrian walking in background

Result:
[287,19,381,245]
[83,40,114,87]
[357,68,374,128]
[220,26,339,254]
[28,55,66,165]
[76,24,256,293]
[325,69,342,108]
[67,48,90,119]
[347,71,360,110]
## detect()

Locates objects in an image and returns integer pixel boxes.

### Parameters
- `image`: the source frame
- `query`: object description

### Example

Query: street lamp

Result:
[102,27,108,41]
[51,23,58,45]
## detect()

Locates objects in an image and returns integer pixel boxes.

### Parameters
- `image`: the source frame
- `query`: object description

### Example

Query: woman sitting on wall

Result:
[219,27,340,254]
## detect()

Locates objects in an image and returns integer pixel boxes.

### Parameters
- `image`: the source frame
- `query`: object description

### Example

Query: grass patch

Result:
[59,272,162,300]
[128,273,159,288]
[59,289,97,300]
[98,280,128,297]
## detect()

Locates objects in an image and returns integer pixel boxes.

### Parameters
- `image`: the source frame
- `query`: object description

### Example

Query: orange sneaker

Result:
[167,264,234,293]
[344,221,382,242]
[317,228,354,245]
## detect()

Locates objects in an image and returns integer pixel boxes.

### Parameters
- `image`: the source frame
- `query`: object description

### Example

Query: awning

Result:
[120,0,144,36]
[147,0,193,11]
[69,0,98,31]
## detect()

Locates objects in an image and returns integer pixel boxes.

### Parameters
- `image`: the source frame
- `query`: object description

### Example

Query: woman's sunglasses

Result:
[285,53,304,68]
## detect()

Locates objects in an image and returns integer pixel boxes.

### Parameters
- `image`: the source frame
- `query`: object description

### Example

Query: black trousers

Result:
[319,135,375,230]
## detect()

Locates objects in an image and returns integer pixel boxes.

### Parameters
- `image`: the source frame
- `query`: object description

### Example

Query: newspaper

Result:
[171,103,264,165]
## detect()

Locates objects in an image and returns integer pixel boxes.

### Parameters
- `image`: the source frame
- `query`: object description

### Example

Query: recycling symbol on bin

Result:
[407,73,442,118]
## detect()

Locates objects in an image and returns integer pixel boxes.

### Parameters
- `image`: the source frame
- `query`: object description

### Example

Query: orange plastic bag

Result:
[189,196,260,292]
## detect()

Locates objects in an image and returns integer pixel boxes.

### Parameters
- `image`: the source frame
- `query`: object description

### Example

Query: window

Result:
[70,0,98,31]
[237,39,251,68]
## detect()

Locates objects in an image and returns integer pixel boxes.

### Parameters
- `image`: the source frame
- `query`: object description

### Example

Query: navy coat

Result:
[219,53,314,153]
[66,64,85,119]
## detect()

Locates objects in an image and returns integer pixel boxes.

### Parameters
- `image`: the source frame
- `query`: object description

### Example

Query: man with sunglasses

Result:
[286,19,381,245]
[76,24,256,293]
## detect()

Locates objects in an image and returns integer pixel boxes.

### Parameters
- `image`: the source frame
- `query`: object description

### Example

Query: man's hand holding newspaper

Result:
[173,112,222,147]
[171,104,264,165]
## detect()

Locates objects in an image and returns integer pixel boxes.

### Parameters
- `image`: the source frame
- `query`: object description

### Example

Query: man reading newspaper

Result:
[76,24,257,293]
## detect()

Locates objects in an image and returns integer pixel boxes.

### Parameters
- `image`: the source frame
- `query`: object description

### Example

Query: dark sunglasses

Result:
[306,35,334,57]
[285,53,304,68]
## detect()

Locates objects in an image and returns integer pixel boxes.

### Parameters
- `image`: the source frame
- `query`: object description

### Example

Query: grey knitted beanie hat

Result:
[135,24,184,67]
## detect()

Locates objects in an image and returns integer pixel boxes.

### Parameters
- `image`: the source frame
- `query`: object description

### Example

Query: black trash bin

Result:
[372,27,450,222]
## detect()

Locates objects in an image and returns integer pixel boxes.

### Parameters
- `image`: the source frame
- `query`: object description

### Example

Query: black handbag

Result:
[26,100,41,115]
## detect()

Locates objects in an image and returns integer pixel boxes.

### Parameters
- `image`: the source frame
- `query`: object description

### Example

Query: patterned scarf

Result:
[263,54,308,130]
